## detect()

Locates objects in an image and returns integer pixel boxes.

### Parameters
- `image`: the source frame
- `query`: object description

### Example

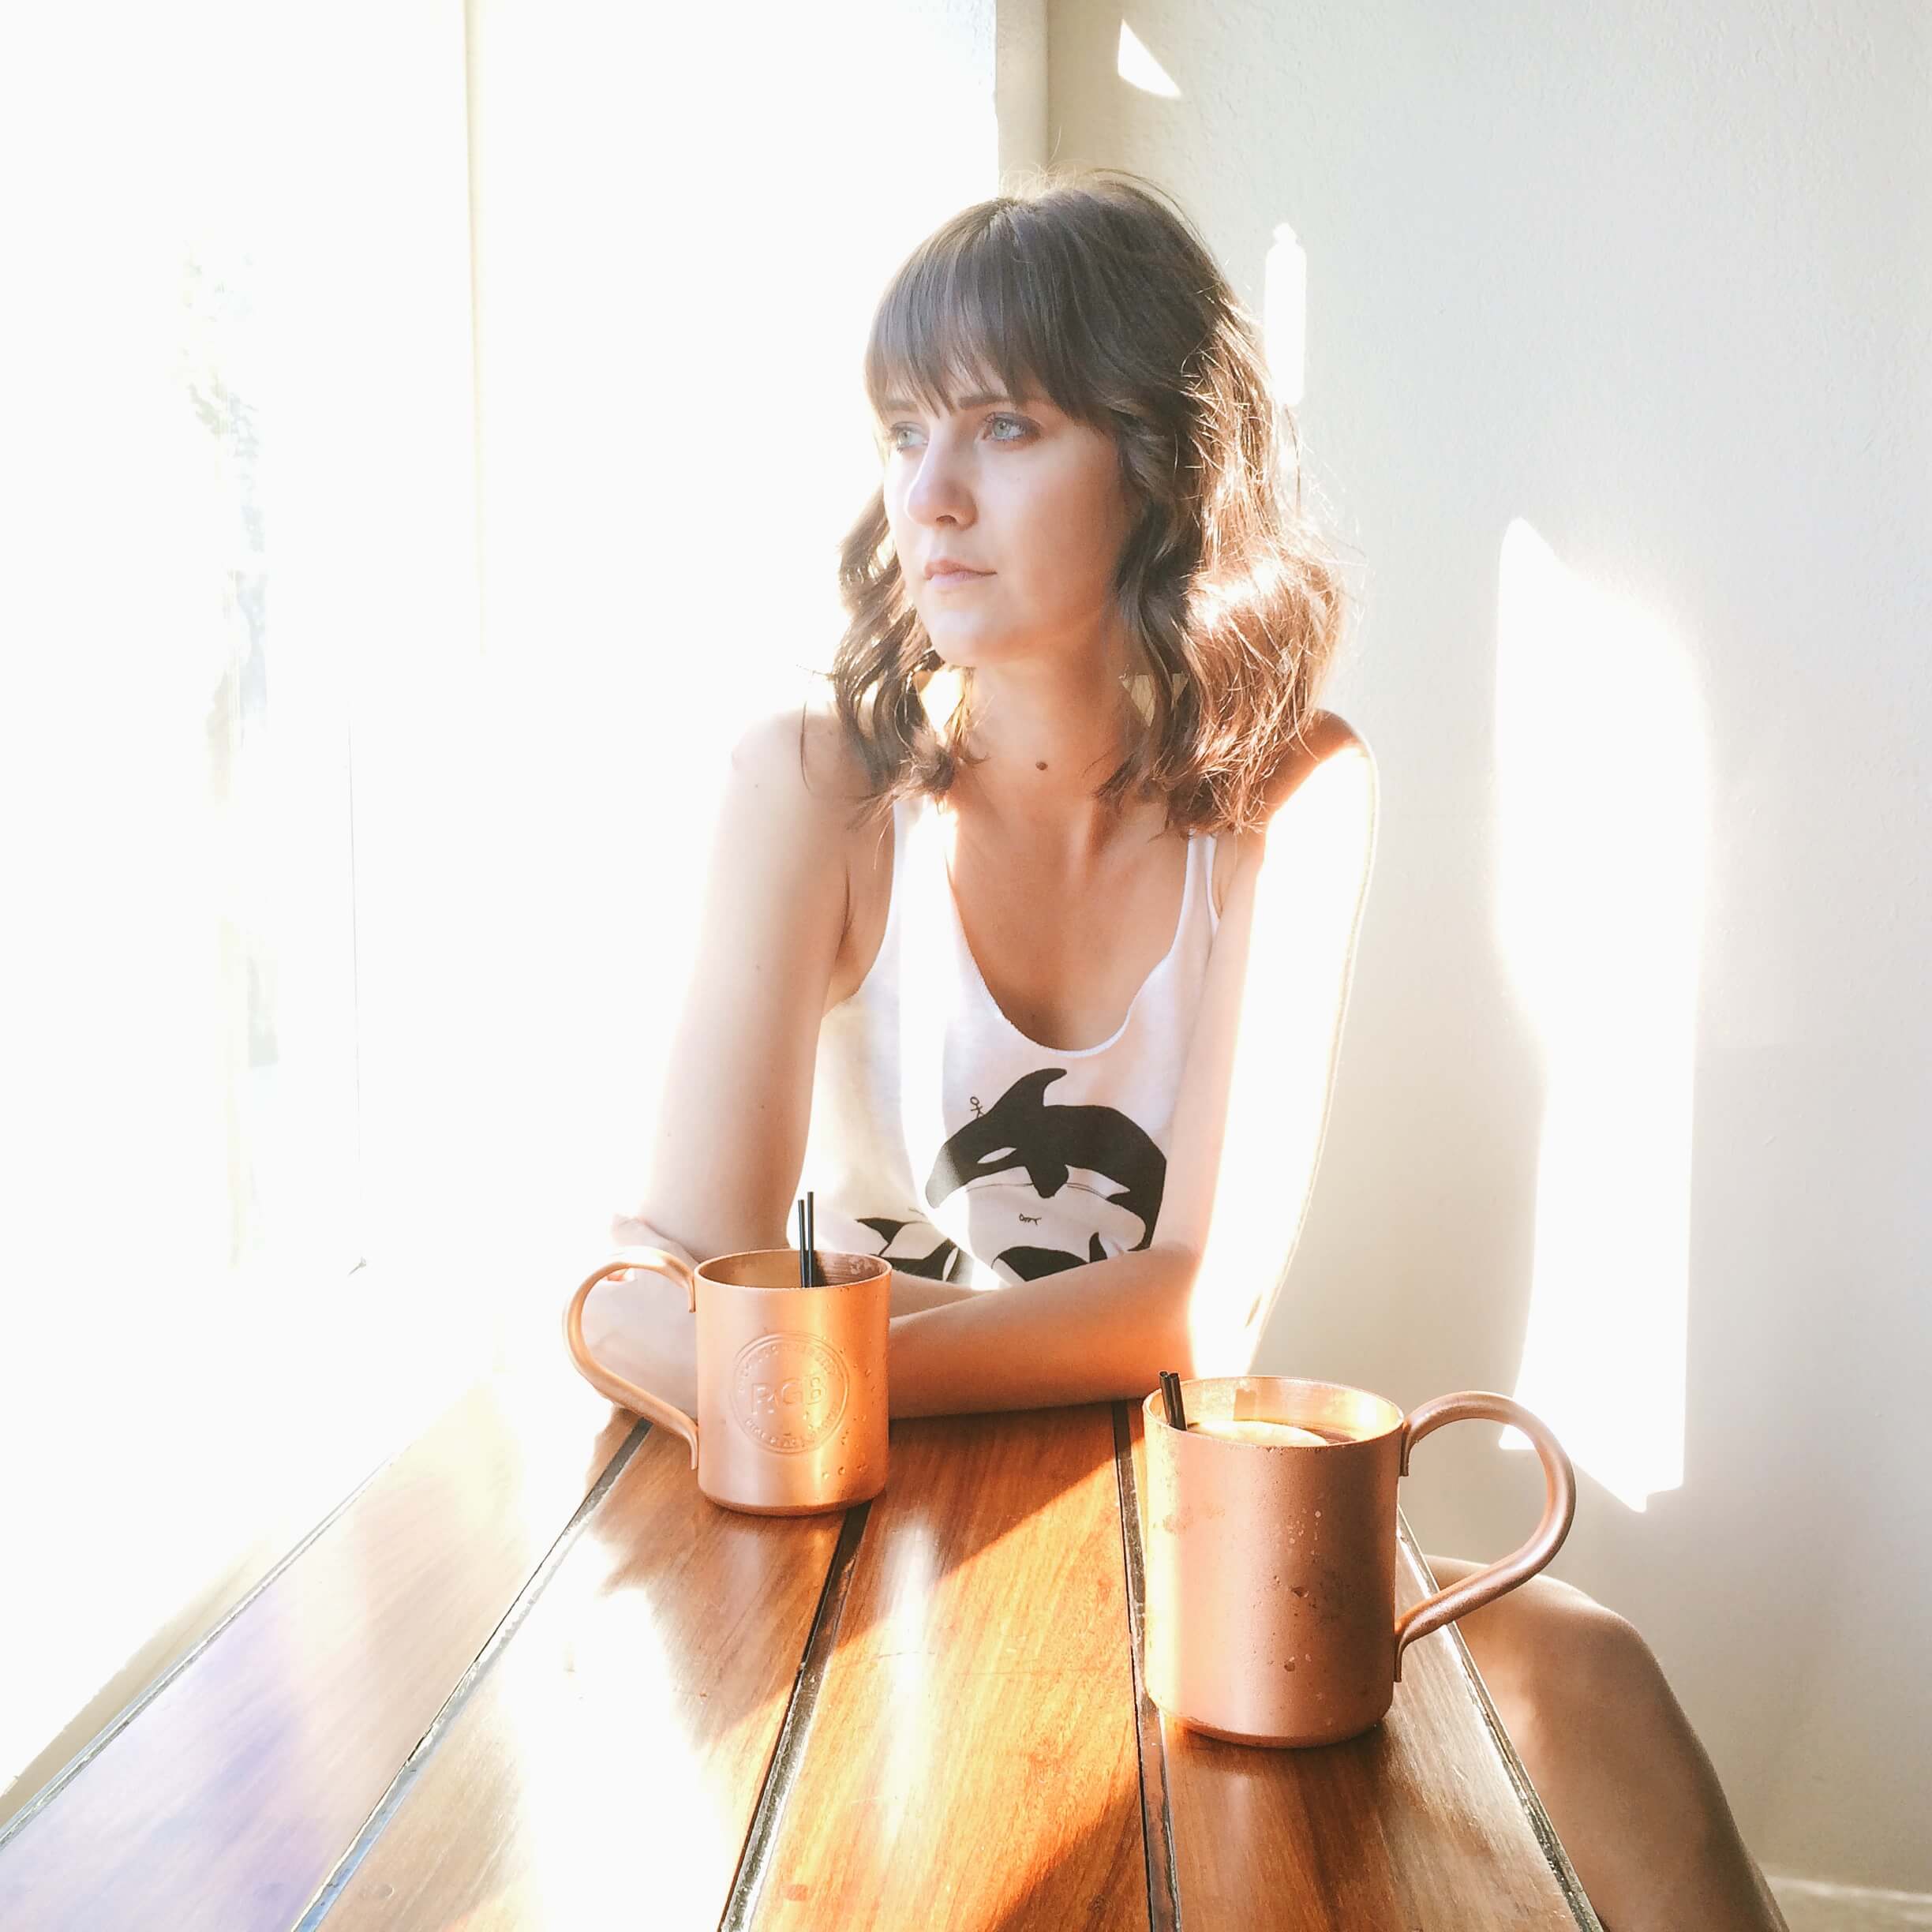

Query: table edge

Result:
[1111,1401,1181,1932]
[1397,1510,1604,1932]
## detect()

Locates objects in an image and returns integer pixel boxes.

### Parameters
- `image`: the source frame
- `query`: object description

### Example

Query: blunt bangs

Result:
[863,206,1103,429]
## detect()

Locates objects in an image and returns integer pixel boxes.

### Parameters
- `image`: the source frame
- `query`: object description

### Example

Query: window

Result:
[0,2,480,1817]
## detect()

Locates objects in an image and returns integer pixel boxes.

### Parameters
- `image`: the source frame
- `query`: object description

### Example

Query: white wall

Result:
[1048,0,1930,1901]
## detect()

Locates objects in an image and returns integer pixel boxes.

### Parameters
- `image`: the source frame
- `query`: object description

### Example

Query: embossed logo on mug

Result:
[729,1333,849,1454]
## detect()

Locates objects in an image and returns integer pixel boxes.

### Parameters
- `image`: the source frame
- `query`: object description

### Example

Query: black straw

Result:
[1159,1370,1189,1431]
[794,1192,821,1288]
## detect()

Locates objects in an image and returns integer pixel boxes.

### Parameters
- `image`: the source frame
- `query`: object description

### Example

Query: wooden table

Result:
[0,1372,1599,1930]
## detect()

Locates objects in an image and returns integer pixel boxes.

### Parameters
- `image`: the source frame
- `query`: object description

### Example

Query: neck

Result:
[947,659,1154,860]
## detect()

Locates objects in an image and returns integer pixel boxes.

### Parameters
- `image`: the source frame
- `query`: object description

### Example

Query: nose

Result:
[904,427,975,530]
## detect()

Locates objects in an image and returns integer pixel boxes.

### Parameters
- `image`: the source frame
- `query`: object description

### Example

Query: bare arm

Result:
[605,1212,975,1316]
[885,1243,1196,1416]
[616,708,851,1265]
[883,1274,983,1316]
[574,706,852,1412]
[584,1212,976,1417]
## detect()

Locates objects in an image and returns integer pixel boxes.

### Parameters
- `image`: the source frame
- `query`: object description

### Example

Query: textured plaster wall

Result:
[1046,0,1930,1897]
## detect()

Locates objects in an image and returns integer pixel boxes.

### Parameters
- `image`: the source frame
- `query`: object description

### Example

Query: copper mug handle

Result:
[562,1245,702,1470]
[1392,1391,1576,1679]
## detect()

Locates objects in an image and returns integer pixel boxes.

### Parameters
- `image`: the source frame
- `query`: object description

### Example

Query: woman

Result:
[581,170,1786,1932]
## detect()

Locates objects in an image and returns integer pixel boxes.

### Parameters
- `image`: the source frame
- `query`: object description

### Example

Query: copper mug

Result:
[1143,1376,1575,1747]
[563,1245,890,1516]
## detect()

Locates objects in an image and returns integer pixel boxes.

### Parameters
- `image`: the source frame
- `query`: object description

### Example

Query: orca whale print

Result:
[923,1068,1166,1280]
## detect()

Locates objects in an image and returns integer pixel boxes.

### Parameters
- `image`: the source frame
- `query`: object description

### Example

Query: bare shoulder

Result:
[1212,710,1375,915]
[728,693,871,811]
[724,695,874,852]
[719,694,882,939]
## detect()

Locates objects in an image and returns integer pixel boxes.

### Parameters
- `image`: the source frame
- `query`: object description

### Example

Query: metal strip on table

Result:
[307,1420,848,1930]
[1112,1400,1181,1931]
[0,1374,642,1932]
[294,1418,654,1928]
[721,1501,874,1930]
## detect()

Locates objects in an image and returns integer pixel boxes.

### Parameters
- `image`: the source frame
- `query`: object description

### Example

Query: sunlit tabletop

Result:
[0,1374,1598,1930]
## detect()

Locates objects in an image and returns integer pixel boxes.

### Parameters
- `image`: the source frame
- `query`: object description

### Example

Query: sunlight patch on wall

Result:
[1264,223,1307,409]
[1493,519,1706,1512]
[1118,23,1181,98]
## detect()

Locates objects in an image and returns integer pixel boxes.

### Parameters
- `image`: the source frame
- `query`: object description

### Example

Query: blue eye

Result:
[883,414,1035,451]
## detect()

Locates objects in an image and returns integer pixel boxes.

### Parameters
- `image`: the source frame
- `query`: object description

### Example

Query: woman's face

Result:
[878,373,1134,674]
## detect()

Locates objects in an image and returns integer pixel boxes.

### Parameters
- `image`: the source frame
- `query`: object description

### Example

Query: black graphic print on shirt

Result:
[857,1215,961,1282]
[922,1067,1166,1282]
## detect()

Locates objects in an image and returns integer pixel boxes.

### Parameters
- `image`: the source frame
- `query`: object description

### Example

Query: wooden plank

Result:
[743,1405,1149,1930]
[1125,1401,1598,1930]
[1,1477,380,1838]
[1,1357,485,1837]
[310,1420,845,1930]
[0,1372,638,1932]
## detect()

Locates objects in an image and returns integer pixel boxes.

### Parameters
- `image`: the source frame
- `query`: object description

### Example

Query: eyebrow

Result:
[878,389,1028,416]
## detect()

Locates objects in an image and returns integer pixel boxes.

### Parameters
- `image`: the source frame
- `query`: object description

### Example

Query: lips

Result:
[926,560,990,579]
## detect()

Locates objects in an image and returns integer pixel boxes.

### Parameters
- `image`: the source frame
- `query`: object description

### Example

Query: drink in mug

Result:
[1187,1417,1350,1447]
[1144,1376,1574,1747]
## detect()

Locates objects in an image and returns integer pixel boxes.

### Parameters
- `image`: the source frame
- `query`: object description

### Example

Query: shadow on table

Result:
[983,1716,1546,1932]
[976,1772,1146,1930]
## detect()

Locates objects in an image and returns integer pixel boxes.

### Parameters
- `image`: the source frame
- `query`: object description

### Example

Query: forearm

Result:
[611,1219,976,1318]
[587,1222,1194,1421]
[888,1270,982,1315]
[886,1242,1198,1418]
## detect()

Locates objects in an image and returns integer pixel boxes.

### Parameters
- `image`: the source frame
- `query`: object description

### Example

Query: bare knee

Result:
[1425,1560,1775,1927]
[1426,1555,1661,1736]
[1522,1587,1657,1735]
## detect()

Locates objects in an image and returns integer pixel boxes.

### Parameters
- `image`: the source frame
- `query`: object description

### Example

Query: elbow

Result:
[607,1208,699,1270]
[608,1207,655,1249]
[1148,1241,1206,1383]
[1153,1241,1273,1384]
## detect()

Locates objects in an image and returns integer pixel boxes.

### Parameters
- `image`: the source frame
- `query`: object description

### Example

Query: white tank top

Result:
[801,788,1222,1290]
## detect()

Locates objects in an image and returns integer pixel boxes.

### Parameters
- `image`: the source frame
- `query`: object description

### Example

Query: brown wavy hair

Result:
[823,167,1354,837]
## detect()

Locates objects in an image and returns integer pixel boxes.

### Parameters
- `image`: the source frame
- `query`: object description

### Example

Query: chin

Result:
[930,642,983,667]
[922,626,1018,672]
